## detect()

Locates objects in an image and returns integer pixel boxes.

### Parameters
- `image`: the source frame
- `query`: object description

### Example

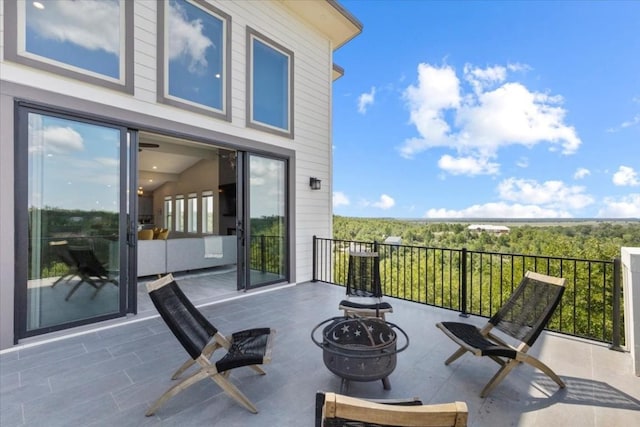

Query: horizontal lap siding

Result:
[0,0,336,284]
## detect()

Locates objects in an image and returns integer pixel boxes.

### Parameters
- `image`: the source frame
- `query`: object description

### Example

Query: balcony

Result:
[1,276,639,426]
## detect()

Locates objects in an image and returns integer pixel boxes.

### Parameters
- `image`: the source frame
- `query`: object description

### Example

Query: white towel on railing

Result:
[204,236,223,258]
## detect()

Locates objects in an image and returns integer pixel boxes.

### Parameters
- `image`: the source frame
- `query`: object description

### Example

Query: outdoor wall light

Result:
[310,177,321,190]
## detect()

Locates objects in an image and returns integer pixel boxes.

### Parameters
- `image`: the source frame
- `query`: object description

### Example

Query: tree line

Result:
[333,216,640,260]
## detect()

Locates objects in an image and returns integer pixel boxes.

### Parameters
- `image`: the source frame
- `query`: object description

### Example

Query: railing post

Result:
[260,235,266,273]
[312,235,317,282]
[610,257,623,351]
[460,247,469,317]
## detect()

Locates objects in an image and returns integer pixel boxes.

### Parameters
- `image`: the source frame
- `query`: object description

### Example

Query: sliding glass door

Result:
[239,153,288,290]
[15,107,129,337]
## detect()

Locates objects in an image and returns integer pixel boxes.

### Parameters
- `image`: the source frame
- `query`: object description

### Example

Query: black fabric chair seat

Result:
[338,300,393,311]
[216,328,272,372]
[438,322,517,359]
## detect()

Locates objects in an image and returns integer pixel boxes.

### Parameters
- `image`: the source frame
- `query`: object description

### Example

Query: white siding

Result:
[0,0,337,347]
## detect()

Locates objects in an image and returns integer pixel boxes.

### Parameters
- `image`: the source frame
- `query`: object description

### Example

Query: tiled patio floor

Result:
[1,280,639,426]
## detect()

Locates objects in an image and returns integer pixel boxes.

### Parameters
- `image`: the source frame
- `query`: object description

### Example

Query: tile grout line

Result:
[0,282,297,356]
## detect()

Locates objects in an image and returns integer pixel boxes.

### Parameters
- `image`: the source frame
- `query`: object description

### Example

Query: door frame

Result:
[13,102,132,340]
[3,81,297,344]
[237,151,290,291]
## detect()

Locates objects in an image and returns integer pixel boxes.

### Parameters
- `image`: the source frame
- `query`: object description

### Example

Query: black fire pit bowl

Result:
[311,316,409,393]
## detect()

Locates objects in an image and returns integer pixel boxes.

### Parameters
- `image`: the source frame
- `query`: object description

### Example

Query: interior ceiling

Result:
[137,131,229,193]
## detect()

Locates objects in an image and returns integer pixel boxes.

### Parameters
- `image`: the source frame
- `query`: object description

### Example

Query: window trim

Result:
[157,0,231,121]
[3,0,134,94]
[246,27,294,139]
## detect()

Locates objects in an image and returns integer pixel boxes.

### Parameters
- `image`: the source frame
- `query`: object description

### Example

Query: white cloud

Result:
[607,114,640,132]
[516,157,529,168]
[400,64,460,158]
[597,194,640,218]
[464,64,506,94]
[400,63,581,175]
[621,115,640,128]
[29,126,85,155]
[507,63,532,73]
[574,168,591,179]
[497,178,594,210]
[333,191,350,208]
[438,155,499,176]
[168,1,214,74]
[372,194,395,209]
[357,87,376,114]
[425,202,572,219]
[26,0,120,55]
[612,166,640,186]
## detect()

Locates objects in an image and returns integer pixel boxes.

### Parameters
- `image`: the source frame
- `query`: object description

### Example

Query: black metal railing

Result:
[249,234,285,275]
[312,236,623,349]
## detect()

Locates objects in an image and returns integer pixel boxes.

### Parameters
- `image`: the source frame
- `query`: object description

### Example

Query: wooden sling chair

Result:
[436,271,566,398]
[49,240,79,286]
[339,251,393,319]
[66,247,118,301]
[145,274,275,416]
[315,391,468,427]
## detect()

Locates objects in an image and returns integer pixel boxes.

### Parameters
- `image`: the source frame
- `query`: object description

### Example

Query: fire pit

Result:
[311,316,409,393]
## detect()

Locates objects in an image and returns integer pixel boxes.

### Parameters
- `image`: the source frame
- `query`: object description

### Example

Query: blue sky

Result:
[332,1,640,219]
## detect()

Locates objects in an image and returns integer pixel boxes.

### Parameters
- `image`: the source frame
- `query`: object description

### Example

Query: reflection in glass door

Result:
[245,154,287,288]
[18,110,126,335]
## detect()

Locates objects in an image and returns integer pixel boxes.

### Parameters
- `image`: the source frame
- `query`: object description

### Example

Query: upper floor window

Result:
[247,28,294,138]
[4,0,133,93]
[158,0,231,120]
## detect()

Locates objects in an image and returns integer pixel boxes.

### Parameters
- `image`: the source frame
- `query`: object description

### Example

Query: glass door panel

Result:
[245,154,287,288]
[24,112,124,332]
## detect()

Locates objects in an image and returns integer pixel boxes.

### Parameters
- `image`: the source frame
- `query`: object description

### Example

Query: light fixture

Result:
[137,186,144,196]
[309,177,321,190]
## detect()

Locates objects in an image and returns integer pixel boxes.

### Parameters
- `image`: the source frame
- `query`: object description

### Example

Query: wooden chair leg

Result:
[444,347,467,366]
[171,358,197,380]
[480,359,518,398]
[146,369,210,416]
[210,373,259,414]
[250,365,267,375]
[172,343,223,379]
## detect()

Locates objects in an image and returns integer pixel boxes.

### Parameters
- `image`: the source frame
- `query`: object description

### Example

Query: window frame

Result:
[164,196,173,231]
[157,0,231,120]
[175,195,185,232]
[3,0,134,94]
[202,190,214,234]
[246,27,294,138]
[187,192,198,233]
